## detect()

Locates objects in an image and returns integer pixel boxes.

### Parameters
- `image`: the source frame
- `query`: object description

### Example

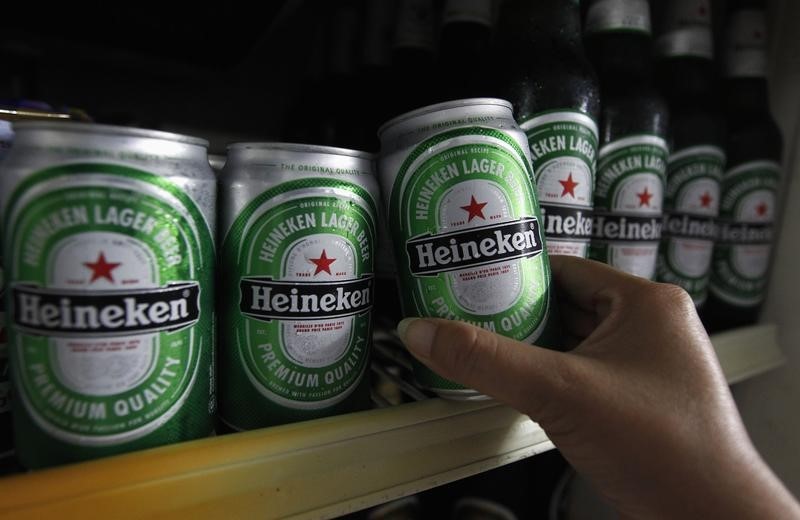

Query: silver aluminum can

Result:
[218,143,379,430]
[0,122,216,468]
[378,98,560,400]
[0,108,73,461]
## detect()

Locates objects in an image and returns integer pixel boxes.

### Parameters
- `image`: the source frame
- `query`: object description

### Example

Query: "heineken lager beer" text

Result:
[657,146,724,304]
[590,135,668,279]
[520,111,598,257]
[709,160,779,307]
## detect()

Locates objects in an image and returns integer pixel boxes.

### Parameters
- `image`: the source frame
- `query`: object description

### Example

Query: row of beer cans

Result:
[0,98,557,469]
[0,77,781,468]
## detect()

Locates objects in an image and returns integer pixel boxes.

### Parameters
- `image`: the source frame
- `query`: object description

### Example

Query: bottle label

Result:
[520,111,598,258]
[222,180,375,415]
[655,0,713,59]
[443,0,493,26]
[585,0,651,35]
[726,10,768,77]
[394,0,437,51]
[590,135,668,279]
[389,128,552,391]
[710,160,779,306]
[657,146,724,305]
[5,163,213,446]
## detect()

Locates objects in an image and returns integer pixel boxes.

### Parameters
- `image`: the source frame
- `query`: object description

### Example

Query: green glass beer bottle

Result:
[585,0,670,279]
[437,0,495,101]
[495,0,601,258]
[654,0,726,308]
[703,0,782,331]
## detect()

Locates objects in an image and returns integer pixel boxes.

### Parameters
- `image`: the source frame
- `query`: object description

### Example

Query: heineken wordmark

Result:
[218,144,378,429]
[709,160,779,307]
[378,99,559,399]
[520,111,598,257]
[657,146,724,305]
[0,123,216,469]
[590,135,668,279]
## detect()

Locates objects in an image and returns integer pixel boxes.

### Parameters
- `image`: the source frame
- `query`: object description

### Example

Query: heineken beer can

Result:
[218,143,378,430]
[0,122,216,468]
[0,108,74,460]
[377,98,559,400]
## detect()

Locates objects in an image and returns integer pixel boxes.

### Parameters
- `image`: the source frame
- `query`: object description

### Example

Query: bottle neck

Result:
[726,77,771,114]
[588,32,655,87]
[585,0,654,85]
[724,8,769,79]
[658,56,718,104]
[496,0,582,47]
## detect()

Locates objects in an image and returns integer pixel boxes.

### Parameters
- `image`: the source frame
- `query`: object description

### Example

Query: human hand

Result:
[397,255,800,519]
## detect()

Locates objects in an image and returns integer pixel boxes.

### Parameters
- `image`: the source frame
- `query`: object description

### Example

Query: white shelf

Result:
[712,323,785,385]
[0,323,783,520]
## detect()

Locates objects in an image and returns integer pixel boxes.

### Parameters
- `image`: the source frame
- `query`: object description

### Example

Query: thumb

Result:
[397,317,573,418]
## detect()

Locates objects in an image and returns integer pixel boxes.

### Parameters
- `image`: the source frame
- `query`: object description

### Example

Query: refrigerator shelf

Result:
[0,323,783,520]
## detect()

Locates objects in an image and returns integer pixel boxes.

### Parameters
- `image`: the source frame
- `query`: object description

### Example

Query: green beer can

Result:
[0,122,216,469]
[377,98,559,400]
[218,143,379,430]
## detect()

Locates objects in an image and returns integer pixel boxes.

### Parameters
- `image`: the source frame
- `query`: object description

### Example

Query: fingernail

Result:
[397,318,436,359]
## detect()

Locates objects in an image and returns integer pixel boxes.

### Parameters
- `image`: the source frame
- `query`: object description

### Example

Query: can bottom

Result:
[429,388,493,401]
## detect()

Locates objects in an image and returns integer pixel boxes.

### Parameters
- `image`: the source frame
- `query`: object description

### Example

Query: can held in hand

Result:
[378,98,559,400]
[0,122,216,469]
[218,143,379,430]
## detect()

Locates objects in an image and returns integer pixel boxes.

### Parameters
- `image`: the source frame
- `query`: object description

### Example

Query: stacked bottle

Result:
[495,0,600,258]
[704,0,782,331]
[654,0,725,308]
[585,0,669,279]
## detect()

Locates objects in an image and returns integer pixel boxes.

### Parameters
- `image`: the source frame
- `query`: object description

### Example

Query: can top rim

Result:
[377,98,514,138]
[227,142,374,160]
[12,121,210,147]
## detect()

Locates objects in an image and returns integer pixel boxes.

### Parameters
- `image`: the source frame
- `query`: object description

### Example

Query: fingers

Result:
[559,298,597,341]
[397,317,574,418]
[549,255,646,315]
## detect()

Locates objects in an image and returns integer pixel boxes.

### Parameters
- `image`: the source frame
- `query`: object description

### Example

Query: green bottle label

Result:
[220,179,376,428]
[710,160,779,306]
[520,110,598,258]
[590,135,668,279]
[657,145,724,305]
[389,127,553,393]
[5,163,214,447]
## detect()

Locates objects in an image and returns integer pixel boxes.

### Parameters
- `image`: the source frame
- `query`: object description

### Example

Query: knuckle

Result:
[652,282,694,310]
[627,279,692,309]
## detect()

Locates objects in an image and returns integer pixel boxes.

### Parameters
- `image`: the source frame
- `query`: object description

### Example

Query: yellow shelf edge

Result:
[0,323,782,519]
[0,399,546,519]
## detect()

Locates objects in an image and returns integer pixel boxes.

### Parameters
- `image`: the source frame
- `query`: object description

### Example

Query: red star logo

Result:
[460,195,488,222]
[559,173,579,198]
[756,202,769,217]
[310,250,336,275]
[637,187,654,207]
[83,252,121,283]
[700,192,713,208]
[698,5,707,16]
